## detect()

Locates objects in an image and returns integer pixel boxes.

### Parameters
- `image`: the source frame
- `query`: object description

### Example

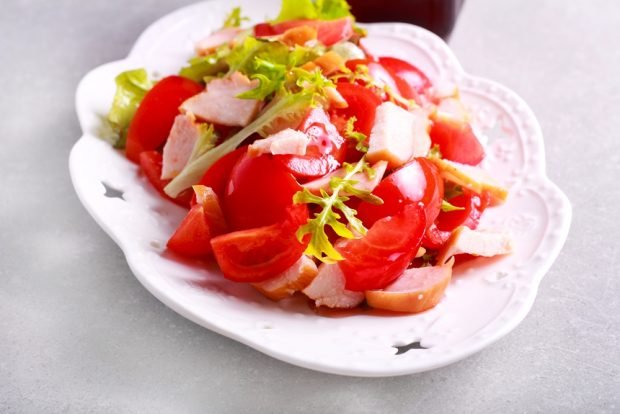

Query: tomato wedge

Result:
[167,186,228,258]
[330,82,383,137]
[138,151,192,207]
[224,153,301,230]
[196,146,247,201]
[254,17,354,46]
[378,57,431,102]
[211,204,309,282]
[275,108,346,181]
[436,190,488,232]
[126,76,203,163]
[357,158,443,229]
[430,112,485,165]
[337,203,426,291]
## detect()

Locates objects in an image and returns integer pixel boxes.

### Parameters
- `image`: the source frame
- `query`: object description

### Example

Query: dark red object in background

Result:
[349,0,465,40]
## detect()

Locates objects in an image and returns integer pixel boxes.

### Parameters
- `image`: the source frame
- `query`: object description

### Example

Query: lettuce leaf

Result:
[274,0,352,22]
[179,46,230,83]
[106,69,152,148]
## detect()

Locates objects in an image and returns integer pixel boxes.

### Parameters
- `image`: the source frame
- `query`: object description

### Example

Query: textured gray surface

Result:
[1,0,619,412]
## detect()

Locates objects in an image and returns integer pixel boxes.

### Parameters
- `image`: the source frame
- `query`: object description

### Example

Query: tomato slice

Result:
[254,17,354,46]
[430,113,485,165]
[357,158,443,229]
[196,146,247,201]
[378,57,431,101]
[337,203,426,291]
[224,153,301,230]
[436,190,488,232]
[167,186,228,258]
[330,82,383,137]
[275,108,346,181]
[210,204,309,282]
[126,76,203,163]
[138,151,192,208]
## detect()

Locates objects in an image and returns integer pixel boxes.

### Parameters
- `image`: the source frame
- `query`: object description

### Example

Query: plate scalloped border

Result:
[70,0,572,377]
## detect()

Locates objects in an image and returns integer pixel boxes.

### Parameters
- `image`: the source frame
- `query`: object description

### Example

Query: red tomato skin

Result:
[436,191,487,232]
[330,82,383,137]
[224,153,301,231]
[378,57,431,101]
[275,108,346,181]
[167,205,213,258]
[138,151,192,208]
[210,204,309,282]
[196,146,247,202]
[421,223,451,250]
[255,18,353,46]
[126,76,203,163]
[337,204,426,291]
[430,114,485,165]
[357,158,444,229]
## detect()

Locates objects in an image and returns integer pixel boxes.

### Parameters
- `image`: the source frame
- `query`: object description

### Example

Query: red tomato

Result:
[421,223,451,250]
[378,57,431,101]
[275,108,346,181]
[357,158,444,229]
[436,191,487,232]
[254,17,354,46]
[167,187,228,258]
[138,151,192,208]
[224,153,301,230]
[345,59,400,96]
[210,204,309,282]
[330,82,383,163]
[430,113,485,165]
[337,203,426,291]
[196,146,247,201]
[126,76,203,163]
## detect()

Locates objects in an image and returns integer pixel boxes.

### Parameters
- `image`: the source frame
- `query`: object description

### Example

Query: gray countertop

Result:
[1,0,619,412]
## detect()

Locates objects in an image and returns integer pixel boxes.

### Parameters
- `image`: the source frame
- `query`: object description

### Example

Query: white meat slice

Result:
[180,72,261,127]
[302,263,364,309]
[437,226,513,265]
[248,129,310,157]
[195,27,242,56]
[253,256,318,301]
[302,160,388,195]
[366,102,431,168]
[161,114,202,179]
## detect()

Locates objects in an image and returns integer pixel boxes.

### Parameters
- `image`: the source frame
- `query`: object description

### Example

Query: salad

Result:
[103,0,512,313]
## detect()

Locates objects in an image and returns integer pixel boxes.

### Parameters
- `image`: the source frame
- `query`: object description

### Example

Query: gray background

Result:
[1,0,619,412]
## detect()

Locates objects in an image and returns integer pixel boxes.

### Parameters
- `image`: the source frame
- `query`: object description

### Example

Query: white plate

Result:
[70,0,572,377]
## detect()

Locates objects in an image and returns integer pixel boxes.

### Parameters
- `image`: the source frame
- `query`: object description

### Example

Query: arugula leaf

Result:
[441,199,465,212]
[106,68,152,148]
[274,0,352,22]
[294,157,382,263]
[428,144,442,159]
[164,91,314,197]
[343,116,368,153]
[223,7,248,28]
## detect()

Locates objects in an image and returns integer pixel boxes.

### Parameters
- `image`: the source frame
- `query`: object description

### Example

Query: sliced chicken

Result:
[161,114,204,179]
[181,72,261,127]
[303,160,388,195]
[366,258,454,313]
[195,27,242,56]
[367,102,431,169]
[253,256,319,301]
[437,226,513,265]
[430,158,508,205]
[302,263,364,309]
[248,128,310,157]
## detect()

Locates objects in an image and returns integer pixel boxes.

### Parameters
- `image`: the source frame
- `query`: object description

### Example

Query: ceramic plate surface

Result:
[70,0,571,376]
